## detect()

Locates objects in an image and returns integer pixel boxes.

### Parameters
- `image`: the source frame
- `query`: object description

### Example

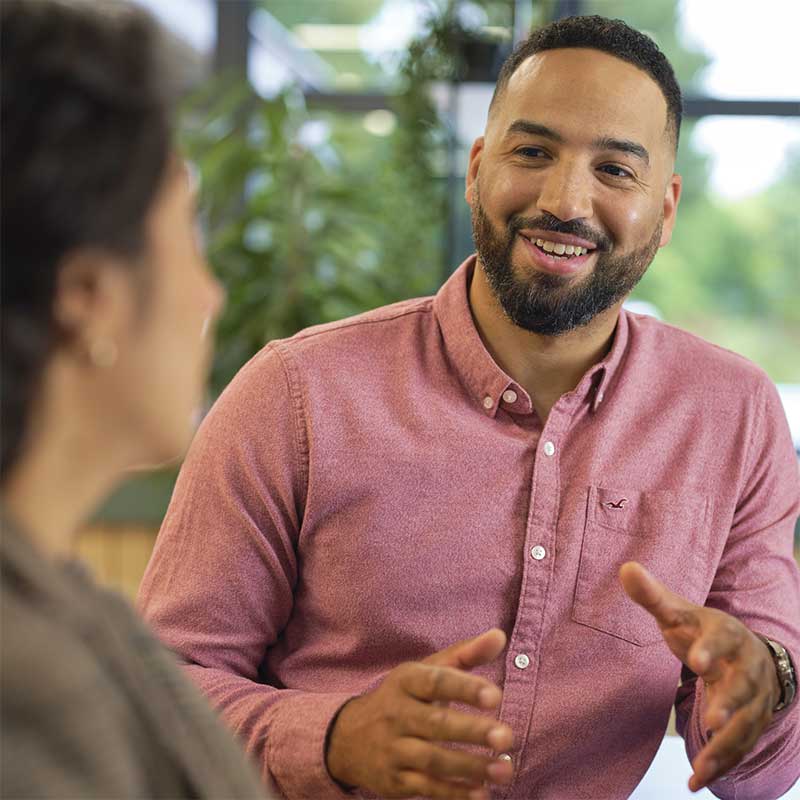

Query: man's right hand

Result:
[325,628,514,800]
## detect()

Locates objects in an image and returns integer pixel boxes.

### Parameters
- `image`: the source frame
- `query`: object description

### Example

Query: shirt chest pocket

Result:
[572,485,710,646]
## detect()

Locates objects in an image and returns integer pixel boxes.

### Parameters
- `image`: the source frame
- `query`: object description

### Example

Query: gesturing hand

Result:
[325,628,514,800]
[619,562,781,793]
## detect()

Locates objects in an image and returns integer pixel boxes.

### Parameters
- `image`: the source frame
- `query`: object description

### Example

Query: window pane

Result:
[633,117,800,384]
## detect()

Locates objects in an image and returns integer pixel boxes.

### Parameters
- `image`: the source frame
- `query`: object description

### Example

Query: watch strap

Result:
[757,635,797,713]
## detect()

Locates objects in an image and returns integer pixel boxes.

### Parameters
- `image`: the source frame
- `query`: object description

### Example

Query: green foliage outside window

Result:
[183,28,453,393]
[638,148,800,381]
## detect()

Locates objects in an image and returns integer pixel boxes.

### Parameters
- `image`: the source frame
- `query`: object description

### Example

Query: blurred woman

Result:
[0,2,265,796]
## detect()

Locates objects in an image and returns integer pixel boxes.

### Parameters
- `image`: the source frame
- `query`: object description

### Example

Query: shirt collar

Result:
[587,307,629,412]
[434,256,532,417]
[433,255,631,417]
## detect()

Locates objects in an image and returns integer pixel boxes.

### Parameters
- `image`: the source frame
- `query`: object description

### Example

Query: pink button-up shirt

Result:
[139,257,800,800]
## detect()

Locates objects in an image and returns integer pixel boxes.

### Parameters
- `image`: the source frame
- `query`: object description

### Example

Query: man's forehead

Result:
[507,47,663,98]
[495,48,669,146]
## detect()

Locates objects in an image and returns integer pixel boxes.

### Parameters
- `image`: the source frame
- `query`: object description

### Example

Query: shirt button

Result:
[514,653,530,670]
[482,396,494,409]
[543,440,555,456]
[502,389,517,404]
[530,545,546,560]
[498,753,512,762]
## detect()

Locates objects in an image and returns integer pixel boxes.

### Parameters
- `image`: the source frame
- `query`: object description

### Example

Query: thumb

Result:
[424,628,507,670]
[619,561,693,628]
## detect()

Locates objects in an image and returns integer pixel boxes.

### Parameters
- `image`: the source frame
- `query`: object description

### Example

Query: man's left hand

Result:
[619,561,781,793]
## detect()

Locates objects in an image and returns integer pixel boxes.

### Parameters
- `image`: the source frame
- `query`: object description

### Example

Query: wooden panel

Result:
[74,523,158,602]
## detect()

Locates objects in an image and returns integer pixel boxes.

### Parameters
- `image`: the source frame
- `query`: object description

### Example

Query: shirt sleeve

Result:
[138,343,355,800]
[674,376,800,800]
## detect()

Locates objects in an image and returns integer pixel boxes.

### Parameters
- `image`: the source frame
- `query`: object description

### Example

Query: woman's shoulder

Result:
[1,549,155,798]
[1,538,265,799]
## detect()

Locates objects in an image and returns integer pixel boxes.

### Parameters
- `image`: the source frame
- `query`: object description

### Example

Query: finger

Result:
[689,695,772,791]
[618,562,698,629]
[704,665,761,731]
[401,662,503,710]
[687,621,744,677]
[404,697,514,751]
[396,769,488,800]
[424,629,507,673]
[393,738,512,786]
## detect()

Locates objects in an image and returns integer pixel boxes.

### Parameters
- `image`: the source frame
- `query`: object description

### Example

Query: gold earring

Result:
[88,338,118,369]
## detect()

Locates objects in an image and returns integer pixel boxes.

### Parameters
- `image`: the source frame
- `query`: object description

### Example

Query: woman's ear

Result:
[52,250,134,357]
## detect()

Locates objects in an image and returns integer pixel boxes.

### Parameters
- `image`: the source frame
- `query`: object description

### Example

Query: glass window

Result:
[130,0,215,55]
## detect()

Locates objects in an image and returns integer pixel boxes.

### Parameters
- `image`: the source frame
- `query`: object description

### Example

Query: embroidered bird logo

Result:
[605,498,628,509]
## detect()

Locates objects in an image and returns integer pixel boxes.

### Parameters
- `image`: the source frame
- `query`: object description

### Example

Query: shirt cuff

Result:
[266,691,356,800]
[684,674,800,799]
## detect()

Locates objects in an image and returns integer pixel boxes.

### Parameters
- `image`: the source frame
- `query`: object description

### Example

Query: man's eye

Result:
[516,146,547,158]
[599,164,633,178]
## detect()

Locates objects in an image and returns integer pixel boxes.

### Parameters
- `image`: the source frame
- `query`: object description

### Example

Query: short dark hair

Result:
[490,15,682,150]
[1,0,178,478]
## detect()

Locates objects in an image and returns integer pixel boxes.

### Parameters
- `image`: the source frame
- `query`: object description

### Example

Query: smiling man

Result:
[139,15,800,800]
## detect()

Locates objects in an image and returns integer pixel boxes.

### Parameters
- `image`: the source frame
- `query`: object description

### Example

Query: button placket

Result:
[500,414,567,795]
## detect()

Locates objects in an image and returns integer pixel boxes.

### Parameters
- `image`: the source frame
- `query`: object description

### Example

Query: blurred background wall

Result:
[79,0,800,596]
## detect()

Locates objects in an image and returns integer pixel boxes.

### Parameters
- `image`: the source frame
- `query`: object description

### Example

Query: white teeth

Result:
[529,237,589,257]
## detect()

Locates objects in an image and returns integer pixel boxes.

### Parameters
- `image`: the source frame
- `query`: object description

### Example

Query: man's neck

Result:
[468,261,621,423]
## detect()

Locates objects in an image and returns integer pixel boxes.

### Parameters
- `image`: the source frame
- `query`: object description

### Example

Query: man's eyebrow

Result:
[592,136,650,165]
[504,120,650,166]
[505,119,564,142]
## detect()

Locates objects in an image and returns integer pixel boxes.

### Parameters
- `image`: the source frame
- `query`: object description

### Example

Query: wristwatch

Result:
[758,636,797,712]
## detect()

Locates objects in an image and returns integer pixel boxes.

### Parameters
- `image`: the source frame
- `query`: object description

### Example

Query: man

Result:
[139,15,800,800]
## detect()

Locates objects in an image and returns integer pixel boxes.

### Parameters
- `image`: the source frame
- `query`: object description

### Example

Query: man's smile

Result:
[518,232,596,276]
[518,228,598,254]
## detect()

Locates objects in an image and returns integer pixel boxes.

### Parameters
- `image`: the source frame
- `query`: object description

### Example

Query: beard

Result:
[471,186,662,336]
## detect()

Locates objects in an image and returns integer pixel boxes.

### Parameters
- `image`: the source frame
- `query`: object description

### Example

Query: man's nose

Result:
[535,159,593,222]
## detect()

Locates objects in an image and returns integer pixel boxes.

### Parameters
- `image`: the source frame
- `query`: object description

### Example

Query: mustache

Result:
[509,212,612,252]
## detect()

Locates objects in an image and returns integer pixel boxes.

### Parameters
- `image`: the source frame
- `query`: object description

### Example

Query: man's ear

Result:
[465,137,484,206]
[659,173,682,248]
